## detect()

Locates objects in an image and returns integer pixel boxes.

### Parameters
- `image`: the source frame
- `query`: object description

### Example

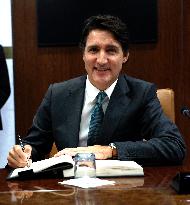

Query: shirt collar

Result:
[85,76,118,103]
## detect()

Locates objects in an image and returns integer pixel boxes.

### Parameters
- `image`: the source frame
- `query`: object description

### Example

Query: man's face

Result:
[83,29,129,90]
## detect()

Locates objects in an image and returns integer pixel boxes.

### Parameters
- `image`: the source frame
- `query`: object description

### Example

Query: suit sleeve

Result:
[23,85,54,161]
[115,84,186,166]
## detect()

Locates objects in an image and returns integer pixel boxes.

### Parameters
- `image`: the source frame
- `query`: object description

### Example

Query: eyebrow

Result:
[86,44,120,50]
[106,45,120,50]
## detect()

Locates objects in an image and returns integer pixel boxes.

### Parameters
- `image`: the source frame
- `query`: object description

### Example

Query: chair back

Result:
[157,88,175,122]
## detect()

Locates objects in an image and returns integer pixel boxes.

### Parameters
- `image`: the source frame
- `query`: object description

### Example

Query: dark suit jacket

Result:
[23,74,186,165]
[0,45,11,130]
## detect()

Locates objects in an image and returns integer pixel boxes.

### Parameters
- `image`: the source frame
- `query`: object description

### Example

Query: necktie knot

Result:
[96,91,107,105]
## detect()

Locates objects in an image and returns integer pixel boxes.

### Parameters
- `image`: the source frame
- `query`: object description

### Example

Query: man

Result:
[7,15,186,168]
[0,45,11,130]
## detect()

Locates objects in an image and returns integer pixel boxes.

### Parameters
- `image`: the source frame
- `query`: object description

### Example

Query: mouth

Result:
[94,67,110,72]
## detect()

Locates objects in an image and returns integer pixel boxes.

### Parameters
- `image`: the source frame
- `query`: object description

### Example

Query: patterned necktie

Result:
[87,91,107,146]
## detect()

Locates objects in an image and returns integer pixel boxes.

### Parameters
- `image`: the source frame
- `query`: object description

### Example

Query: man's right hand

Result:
[7,145,32,168]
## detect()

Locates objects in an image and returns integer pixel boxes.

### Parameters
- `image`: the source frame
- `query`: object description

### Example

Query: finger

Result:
[93,145,101,147]
[7,154,27,168]
[94,149,112,159]
[54,150,68,157]
[74,147,90,151]
[13,145,27,161]
[64,147,91,152]
[54,146,97,157]
[54,152,62,157]
[24,145,32,158]
[7,145,28,168]
[10,145,24,161]
[54,149,77,157]
[61,149,77,156]
[94,152,108,160]
[7,155,17,168]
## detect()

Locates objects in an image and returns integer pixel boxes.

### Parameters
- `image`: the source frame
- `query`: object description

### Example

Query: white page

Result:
[63,160,144,178]
[9,154,73,179]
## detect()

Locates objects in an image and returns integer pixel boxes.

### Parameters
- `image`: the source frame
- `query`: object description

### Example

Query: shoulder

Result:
[122,74,154,88]
[53,75,86,89]
[46,75,86,96]
[119,74,157,91]
[119,74,157,100]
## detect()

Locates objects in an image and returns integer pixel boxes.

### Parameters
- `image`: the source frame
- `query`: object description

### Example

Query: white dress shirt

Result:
[78,76,117,146]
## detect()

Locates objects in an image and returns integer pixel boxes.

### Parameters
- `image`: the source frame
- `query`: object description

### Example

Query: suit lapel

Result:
[63,76,86,147]
[102,75,131,144]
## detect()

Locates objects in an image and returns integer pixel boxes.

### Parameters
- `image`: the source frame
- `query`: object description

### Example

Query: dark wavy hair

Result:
[79,14,129,52]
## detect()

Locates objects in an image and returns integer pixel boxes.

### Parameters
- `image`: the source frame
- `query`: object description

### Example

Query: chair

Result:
[156,88,175,122]
[49,88,175,157]
[49,143,58,157]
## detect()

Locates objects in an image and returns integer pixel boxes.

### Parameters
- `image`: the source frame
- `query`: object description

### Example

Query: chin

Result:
[94,78,112,90]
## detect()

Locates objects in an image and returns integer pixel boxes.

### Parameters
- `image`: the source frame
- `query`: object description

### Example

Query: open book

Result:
[7,155,73,180]
[7,155,144,180]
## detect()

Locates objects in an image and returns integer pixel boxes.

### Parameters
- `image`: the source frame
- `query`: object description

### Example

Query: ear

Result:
[82,53,85,62]
[123,52,129,63]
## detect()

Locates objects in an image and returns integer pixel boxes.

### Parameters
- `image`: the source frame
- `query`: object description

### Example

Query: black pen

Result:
[18,135,30,167]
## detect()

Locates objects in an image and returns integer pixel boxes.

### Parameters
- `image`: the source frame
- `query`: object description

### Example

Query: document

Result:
[64,160,144,178]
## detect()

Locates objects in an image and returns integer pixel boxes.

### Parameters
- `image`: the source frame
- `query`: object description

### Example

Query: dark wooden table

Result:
[0,165,190,205]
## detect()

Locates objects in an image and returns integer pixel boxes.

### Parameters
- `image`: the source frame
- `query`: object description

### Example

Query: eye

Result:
[107,48,117,54]
[106,46,118,54]
[88,46,99,53]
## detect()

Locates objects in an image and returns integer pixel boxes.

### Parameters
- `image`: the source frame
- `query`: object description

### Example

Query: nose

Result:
[96,51,108,65]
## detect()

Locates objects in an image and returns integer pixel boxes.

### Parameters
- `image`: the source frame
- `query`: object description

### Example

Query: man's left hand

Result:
[54,145,113,159]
